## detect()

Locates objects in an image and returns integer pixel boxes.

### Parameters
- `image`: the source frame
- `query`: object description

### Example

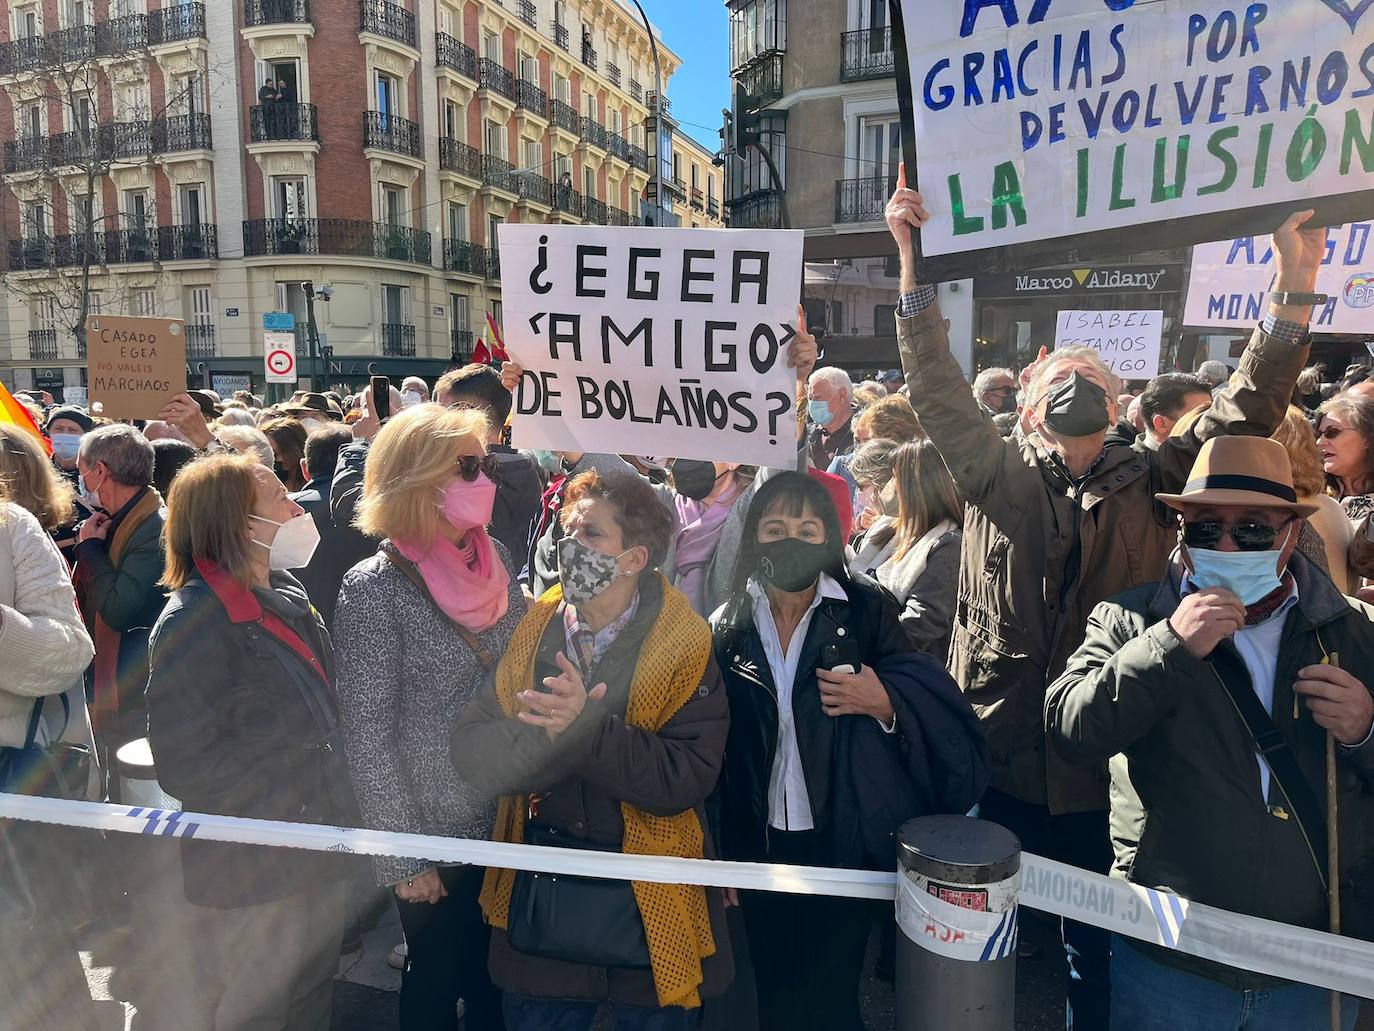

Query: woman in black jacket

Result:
[146,453,357,1031]
[711,472,985,1031]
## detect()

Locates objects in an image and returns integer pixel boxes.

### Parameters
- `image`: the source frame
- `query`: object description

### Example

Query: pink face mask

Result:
[438,475,496,530]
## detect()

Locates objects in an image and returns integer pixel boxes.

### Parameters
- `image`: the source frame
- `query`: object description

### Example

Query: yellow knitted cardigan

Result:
[479,576,718,1009]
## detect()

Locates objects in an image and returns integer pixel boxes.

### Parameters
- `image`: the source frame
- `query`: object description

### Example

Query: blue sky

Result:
[644,0,730,152]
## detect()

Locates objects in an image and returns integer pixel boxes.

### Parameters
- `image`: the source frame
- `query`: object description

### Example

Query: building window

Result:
[523,139,542,173]
[447,201,468,242]
[24,201,45,240]
[186,286,212,326]
[375,72,399,118]
[380,184,406,226]
[488,213,503,246]
[179,183,205,225]
[444,99,460,139]
[20,101,42,139]
[451,293,469,332]
[485,119,506,159]
[273,177,307,220]
[86,290,103,315]
[132,288,156,317]
[382,284,408,325]
[729,0,786,69]
[122,190,148,232]
[554,73,570,104]
[859,114,901,181]
[484,31,500,64]
[584,167,595,200]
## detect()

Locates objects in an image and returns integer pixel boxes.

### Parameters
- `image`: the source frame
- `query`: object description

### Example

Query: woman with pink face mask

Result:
[333,404,523,1031]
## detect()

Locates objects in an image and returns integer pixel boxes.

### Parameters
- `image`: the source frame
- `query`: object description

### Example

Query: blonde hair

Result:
[0,424,76,531]
[355,404,489,546]
[854,394,923,443]
[891,440,964,561]
[161,453,260,590]
[1270,405,1326,499]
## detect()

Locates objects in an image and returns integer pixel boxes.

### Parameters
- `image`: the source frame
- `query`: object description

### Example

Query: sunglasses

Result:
[1318,426,1349,440]
[1181,519,1290,552]
[456,454,501,483]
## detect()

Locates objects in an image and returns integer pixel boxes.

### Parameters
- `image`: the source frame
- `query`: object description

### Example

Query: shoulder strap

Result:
[381,548,497,671]
[1210,654,1328,889]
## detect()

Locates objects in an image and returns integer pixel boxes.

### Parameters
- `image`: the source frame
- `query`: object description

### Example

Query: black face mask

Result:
[1041,372,1109,437]
[757,537,830,593]
[273,463,289,484]
[672,459,723,501]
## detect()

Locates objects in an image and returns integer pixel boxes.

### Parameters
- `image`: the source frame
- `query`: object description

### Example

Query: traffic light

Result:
[732,82,761,153]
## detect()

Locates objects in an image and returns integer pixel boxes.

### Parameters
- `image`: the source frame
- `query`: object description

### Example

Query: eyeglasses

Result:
[986,386,1016,396]
[1318,426,1349,440]
[1182,519,1290,552]
[456,454,501,483]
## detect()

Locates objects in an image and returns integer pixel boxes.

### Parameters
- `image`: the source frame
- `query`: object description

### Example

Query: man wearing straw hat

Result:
[1046,435,1374,1030]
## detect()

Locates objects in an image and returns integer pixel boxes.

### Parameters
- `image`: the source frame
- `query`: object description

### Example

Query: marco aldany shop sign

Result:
[977,264,1184,298]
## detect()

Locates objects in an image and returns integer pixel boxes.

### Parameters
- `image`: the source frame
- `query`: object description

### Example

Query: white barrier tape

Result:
[3,793,1372,998]
[896,868,1019,962]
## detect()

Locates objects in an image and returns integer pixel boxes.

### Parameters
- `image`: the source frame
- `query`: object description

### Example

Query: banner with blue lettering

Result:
[1183,221,1374,332]
[892,0,1374,280]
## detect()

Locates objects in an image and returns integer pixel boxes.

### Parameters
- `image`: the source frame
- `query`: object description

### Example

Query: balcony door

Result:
[15,6,39,39]
[172,71,202,118]
[375,72,399,120]
[179,183,205,226]
[447,201,468,243]
[859,114,900,183]
[451,293,469,334]
[857,0,886,30]
[382,285,408,327]
[122,189,148,234]
[381,184,405,228]
[273,177,307,221]
[64,0,92,29]
[21,101,41,140]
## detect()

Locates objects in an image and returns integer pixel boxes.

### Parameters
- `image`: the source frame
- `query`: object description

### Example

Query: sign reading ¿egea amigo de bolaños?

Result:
[498,224,805,470]
[900,0,1374,261]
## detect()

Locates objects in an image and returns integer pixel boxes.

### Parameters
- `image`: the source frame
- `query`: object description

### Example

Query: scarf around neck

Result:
[393,528,510,632]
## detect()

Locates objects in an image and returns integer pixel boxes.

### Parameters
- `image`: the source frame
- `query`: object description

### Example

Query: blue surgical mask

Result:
[808,399,834,426]
[51,433,81,462]
[1185,530,1291,605]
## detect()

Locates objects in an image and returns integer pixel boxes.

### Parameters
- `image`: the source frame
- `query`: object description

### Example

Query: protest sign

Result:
[1054,309,1164,377]
[85,315,186,419]
[892,0,1374,281]
[498,224,805,469]
[1184,221,1374,332]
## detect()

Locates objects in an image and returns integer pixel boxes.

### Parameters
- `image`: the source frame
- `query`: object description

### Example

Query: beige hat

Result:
[1156,436,1318,516]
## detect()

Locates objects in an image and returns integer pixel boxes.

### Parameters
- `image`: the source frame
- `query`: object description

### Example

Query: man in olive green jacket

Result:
[1045,436,1374,1029]
[885,168,1330,1029]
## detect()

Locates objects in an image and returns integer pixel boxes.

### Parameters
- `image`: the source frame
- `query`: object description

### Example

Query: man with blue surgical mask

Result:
[43,406,95,557]
[805,365,856,471]
[1047,435,1374,1031]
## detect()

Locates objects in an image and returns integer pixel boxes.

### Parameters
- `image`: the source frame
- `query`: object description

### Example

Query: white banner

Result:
[498,224,804,470]
[1184,221,1374,331]
[900,0,1374,257]
[1054,309,1164,377]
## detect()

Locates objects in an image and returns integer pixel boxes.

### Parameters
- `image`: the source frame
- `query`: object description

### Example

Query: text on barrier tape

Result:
[0,793,1370,999]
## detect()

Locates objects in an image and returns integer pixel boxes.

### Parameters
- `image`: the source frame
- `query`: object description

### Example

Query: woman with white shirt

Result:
[711,472,986,1031]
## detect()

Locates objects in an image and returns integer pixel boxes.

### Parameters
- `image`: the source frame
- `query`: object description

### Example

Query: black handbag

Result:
[0,694,92,801]
[507,822,652,969]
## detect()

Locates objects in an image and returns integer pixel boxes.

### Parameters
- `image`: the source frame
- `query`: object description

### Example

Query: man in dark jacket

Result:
[886,170,1329,1029]
[1046,435,1374,1030]
[72,424,165,756]
[289,424,374,628]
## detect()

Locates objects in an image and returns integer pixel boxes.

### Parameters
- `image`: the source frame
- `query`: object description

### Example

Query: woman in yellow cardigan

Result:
[451,469,733,1030]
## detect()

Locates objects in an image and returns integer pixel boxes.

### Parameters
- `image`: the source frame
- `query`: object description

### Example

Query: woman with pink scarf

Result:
[334,403,523,1031]
[666,460,758,617]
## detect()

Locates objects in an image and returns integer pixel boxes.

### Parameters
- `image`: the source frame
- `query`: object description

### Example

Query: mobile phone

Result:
[820,639,862,675]
[371,376,391,422]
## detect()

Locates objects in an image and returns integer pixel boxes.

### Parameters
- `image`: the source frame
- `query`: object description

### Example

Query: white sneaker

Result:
[387,942,407,970]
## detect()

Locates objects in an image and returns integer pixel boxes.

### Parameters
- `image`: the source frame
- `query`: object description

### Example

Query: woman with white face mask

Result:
[145,454,355,1030]
[333,403,524,1030]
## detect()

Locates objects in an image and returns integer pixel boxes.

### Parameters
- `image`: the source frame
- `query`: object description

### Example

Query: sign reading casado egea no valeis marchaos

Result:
[897,0,1374,265]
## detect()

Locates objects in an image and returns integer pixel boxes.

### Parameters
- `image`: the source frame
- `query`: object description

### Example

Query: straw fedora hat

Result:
[1156,436,1318,516]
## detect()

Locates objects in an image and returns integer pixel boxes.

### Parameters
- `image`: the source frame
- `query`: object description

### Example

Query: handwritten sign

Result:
[498,224,804,468]
[894,0,1374,278]
[85,315,186,419]
[1054,309,1163,377]
[1184,222,1374,333]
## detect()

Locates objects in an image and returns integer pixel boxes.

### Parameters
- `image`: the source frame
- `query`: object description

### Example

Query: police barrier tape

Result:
[2,792,1372,999]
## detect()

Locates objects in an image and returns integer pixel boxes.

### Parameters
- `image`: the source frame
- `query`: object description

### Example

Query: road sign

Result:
[264,311,295,332]
[264,332,297,383]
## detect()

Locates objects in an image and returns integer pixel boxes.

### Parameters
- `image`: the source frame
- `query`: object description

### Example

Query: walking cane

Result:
[1321,653,1342,1031]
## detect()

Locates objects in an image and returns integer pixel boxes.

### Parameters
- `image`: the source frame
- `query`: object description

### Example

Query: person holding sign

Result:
[885,166,1328,1028]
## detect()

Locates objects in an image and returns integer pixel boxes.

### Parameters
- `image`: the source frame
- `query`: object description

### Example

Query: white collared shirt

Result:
[1182,574,1299,801]
[747,572,849,832]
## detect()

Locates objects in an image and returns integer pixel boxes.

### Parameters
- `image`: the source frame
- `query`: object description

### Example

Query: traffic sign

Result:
[264,331,297,383]
[264,311,295,332]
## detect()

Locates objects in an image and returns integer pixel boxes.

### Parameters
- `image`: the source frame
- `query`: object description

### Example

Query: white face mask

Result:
[250,512,321,570]
[402,390,424,408]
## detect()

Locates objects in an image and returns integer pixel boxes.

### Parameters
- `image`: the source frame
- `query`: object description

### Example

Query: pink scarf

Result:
[394,528,510,632]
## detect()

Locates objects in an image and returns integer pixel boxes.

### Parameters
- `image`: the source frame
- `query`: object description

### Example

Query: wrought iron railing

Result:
[516,79,547,116]
[439,137,481,178]
[478,58,515,100]
[103,227,159,264]
[436,32,476,78]
[95,13,148,54]
[245,0,312,27]
[242,218,432,264]
[363,111,420,157]
[518,0,537,28]
[450,328,474,362]
[647,91,671,116]
[607,62,621,87]
[46,25,96,63]
[628,144,650,172]
[0,35,48,75]
[158,223,218,260]
[840,26,893,82]
[9,237,53,271]
[835,175,895,224]
[482,154,518,193]
[629,78,642,102]
[606,133,631,163]
[584,197,608,225]
[580,116,610,151]
[249,103,318,142]
[3,136,48,174]
[149,2,206,45]
[359,0,415,47]
[444,239,487,276]
[736,50,784,108]
[151,113,212,153]
[517,172,552,207]
[185,323,216,358]
[553,185,584,219]
[581,42,597,71]
[552,21,569,51]
[548,98,579,134]
[728,190,784,229]
[608,206,632,226]
[483,246,500,280]
[381,323,416,356]
[28,329,58,361]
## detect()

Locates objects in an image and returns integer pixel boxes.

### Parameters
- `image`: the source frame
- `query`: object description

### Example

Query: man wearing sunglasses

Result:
[1047,435,1374,1031]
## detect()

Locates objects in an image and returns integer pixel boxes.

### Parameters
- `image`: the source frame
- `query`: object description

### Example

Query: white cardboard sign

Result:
[498,224,805,469]
[899,1,1374,258]
[1183,222,1374,332]
[1054,309,1164,377]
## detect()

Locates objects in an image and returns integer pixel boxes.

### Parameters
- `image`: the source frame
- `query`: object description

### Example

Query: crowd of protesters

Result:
[1,180,1372,1031]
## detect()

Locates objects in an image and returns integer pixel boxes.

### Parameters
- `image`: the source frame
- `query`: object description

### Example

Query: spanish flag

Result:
[0,380,50,454]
